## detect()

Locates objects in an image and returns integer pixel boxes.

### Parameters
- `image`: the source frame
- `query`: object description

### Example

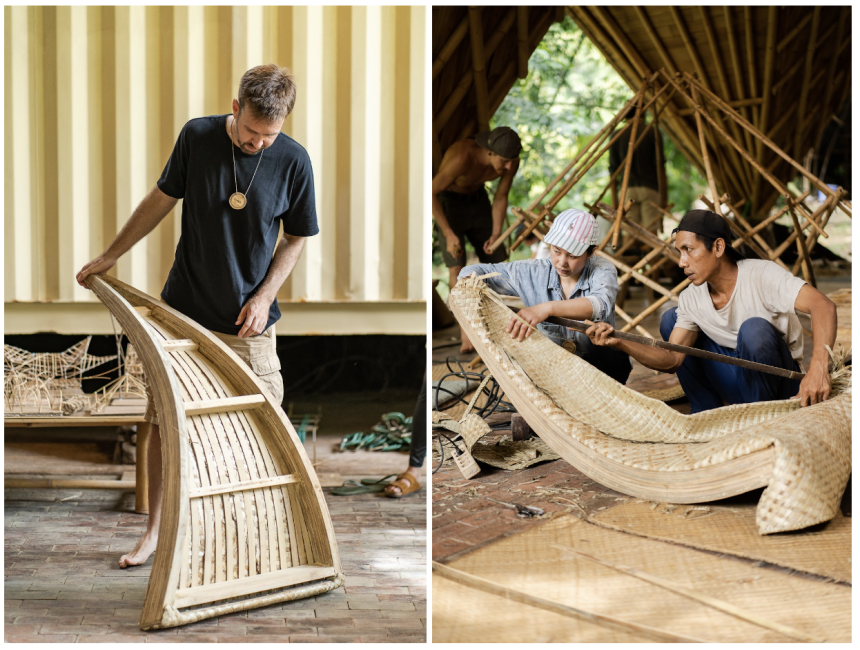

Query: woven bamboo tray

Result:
[87,275,342,629]
[449,277,852,534]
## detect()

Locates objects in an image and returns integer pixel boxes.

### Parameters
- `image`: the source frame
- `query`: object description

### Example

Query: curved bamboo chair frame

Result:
[450,276,851,534]
[86,275,342,629]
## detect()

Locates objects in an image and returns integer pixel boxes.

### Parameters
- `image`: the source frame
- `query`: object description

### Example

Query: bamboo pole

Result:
[612,94,644,248]
[647,201,680,223]
[590,7,650,79]
[743,8,760,130]
[769,59,804,97]
[676,97,762,116]
[669,7,709,90]
[792,193,841,276]
[613,304,654,338]
[468,7,490,134]
[735,191,811,245]
[691,86,720,213]
[776,13,813,53]
[756,6,778,193]
[595,252,678,300]
[786,199,816,287]
[516,7,529,79]
[634,7,677,74]
[794,7,821,160]
[432,15,469,80]
[723,7,756,157]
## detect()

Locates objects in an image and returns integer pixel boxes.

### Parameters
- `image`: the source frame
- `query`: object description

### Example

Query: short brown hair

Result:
[237,64,297,123]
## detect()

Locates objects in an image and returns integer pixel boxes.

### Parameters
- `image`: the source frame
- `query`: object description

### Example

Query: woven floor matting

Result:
[591,500,851,584]
[449,278,852,534]
[433,514,851,643]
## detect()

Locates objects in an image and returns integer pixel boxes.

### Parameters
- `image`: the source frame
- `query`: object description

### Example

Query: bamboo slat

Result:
[85,274,342,629]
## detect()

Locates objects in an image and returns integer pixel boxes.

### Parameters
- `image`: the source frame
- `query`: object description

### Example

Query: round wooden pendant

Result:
[229,192,247,210]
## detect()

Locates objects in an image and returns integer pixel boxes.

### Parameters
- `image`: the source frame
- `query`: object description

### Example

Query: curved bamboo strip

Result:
[449,276,851,534]
[86,274,342,629]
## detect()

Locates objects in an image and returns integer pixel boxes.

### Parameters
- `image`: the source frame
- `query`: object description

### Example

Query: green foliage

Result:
[434,16,709,288]
[488,15,706,221]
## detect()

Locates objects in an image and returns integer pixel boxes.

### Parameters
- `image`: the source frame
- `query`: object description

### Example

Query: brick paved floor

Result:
[4,487,426,642]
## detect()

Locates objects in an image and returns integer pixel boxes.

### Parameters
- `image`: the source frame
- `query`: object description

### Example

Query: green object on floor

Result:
[338,412,412,453]
[331,474,398,496]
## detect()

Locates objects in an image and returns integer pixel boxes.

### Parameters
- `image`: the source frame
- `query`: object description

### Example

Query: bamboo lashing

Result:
[508,307,806,381]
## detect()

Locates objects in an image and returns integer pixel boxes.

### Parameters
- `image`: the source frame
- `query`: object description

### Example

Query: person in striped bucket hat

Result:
[458,208,632,384]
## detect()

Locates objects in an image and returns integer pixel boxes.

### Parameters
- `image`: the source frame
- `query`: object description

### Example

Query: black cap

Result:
[476,126,522,159]
[672,209,744,261]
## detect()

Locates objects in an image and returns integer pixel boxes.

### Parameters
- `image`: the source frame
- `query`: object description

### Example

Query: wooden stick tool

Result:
[510,307,806,381]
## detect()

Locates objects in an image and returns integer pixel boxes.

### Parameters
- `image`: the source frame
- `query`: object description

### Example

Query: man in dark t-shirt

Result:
[76,64,316,569]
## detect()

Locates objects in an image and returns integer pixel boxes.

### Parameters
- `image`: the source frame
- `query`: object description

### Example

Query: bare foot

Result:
[118,532,158,568]
[460,327,475,354]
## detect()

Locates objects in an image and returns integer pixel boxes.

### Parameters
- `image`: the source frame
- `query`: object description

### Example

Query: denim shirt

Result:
[458,255,619,356]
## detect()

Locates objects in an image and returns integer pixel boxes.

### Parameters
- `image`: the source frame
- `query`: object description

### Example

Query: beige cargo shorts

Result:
[143,325,284,426]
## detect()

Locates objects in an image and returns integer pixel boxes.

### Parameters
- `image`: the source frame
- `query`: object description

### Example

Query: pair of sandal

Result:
[331,472,421,498]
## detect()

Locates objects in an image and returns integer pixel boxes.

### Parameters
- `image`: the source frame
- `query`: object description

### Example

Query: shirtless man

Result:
[432,126,521,352]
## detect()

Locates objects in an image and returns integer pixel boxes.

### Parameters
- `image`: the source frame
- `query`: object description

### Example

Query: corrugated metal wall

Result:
[4,6,426,334]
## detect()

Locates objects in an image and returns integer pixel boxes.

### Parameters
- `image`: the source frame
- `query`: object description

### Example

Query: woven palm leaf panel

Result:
[568,6,852,218]
[432,6,560,173]
[86,275,342,630]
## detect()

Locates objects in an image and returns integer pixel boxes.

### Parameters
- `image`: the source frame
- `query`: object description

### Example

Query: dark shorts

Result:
[437,188,508,267]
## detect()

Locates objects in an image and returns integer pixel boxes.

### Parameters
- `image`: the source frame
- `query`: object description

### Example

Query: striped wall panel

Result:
[4,6,427,334]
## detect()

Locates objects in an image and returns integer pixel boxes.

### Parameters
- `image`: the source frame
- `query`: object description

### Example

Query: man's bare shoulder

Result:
[441,139,480,167]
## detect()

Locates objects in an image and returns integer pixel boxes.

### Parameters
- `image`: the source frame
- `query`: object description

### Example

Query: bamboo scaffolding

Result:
[612,93,645,248]
[684,72,847,210]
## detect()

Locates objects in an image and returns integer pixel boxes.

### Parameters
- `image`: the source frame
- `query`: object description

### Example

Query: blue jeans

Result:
[660,308,801,413]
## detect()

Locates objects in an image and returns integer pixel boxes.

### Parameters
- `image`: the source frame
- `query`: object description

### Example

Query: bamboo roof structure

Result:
[432,6,561,171]
[433,6,852,217]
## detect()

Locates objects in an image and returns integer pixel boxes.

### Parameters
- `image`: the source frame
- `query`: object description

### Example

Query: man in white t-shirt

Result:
[584,210,837,413]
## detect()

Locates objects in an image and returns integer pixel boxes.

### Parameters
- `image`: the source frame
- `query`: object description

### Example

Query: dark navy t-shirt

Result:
[157,115,318,335]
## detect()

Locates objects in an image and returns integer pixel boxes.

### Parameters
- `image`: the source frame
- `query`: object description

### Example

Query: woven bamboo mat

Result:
[591,500,852,584]
[433,514,850,643]
[432,572,650,643]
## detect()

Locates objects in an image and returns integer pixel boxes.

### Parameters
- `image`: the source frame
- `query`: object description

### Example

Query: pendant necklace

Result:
[229,118,264,210]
